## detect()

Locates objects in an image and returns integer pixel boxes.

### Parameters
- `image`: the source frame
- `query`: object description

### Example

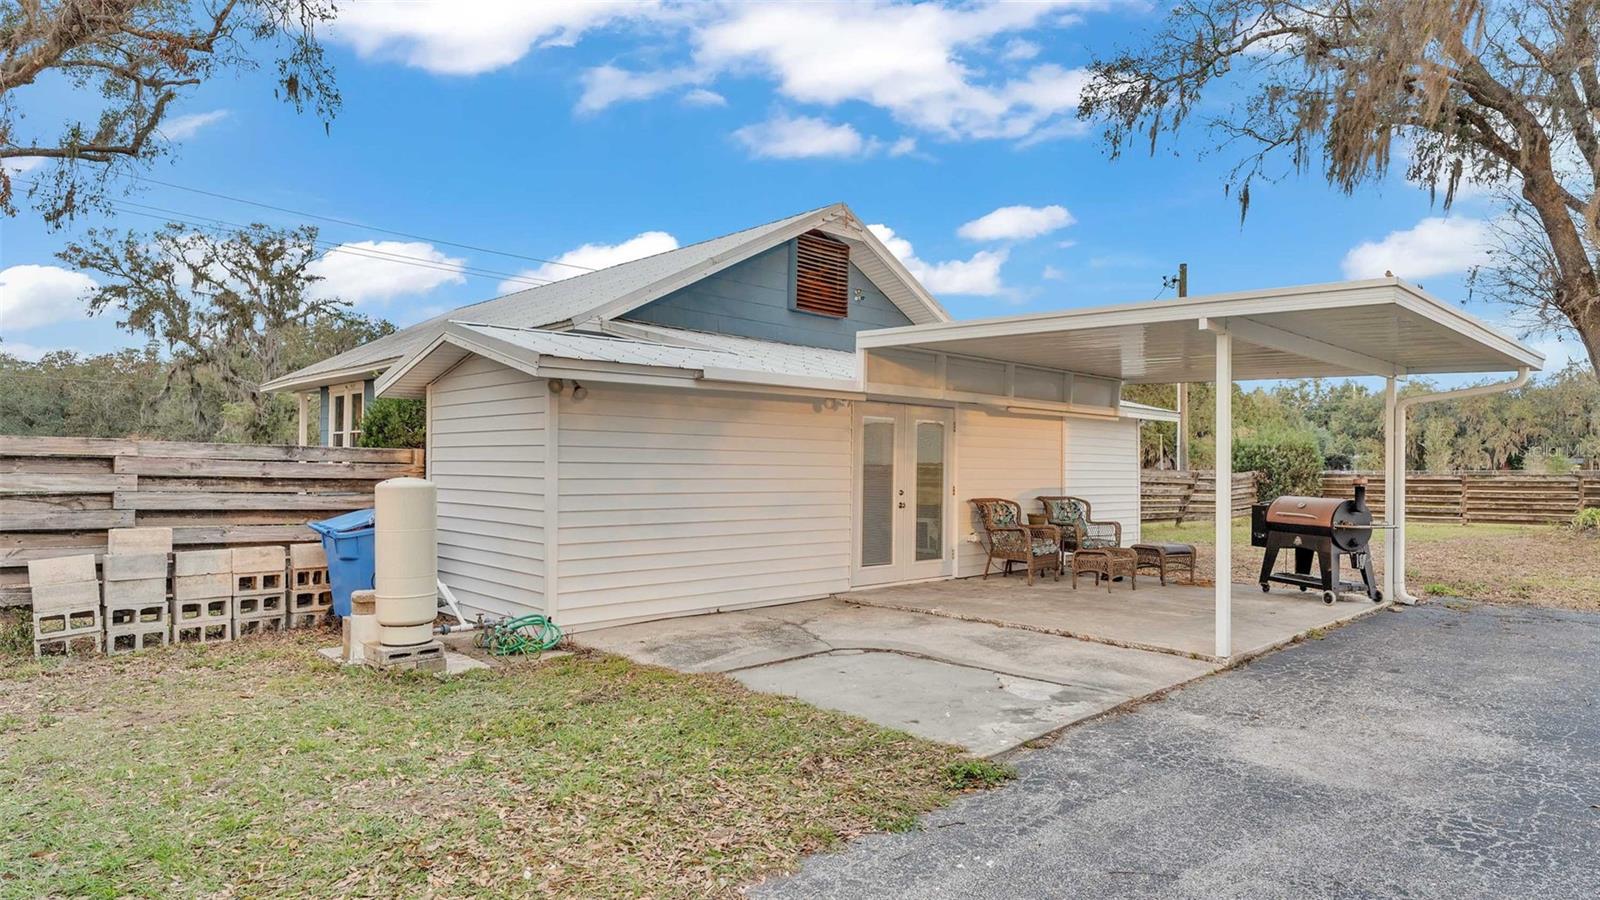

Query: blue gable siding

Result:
[622,240,912,351]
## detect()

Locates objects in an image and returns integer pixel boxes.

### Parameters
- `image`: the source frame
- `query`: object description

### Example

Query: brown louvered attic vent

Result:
[794,230,850,317]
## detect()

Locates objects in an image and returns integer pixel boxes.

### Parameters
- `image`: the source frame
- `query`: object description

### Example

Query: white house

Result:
[267,204,1170,632]
[268,202,1543,653]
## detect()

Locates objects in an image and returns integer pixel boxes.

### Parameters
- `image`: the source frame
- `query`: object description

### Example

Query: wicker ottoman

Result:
[1071,548,1137,591]
[1132,542,1197,586]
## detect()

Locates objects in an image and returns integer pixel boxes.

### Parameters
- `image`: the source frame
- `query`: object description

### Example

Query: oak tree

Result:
[1,0,338,224]
[1080,0,1600,372]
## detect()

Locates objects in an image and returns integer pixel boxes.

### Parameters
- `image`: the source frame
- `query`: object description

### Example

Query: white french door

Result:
[852,403,953,587]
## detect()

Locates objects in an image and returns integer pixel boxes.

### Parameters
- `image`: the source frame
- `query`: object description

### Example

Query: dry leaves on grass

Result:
[0,631,986,898]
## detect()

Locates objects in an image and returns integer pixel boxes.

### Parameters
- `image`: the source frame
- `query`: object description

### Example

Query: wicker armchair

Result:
[970,498,1061,585]
[1038,496,1122,554]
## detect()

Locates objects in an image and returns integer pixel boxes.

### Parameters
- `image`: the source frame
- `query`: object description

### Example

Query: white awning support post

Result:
[296,392,310,447]
[1386,367,1532,604]
[1382,377,1399,602]
[1205,320,1233,659]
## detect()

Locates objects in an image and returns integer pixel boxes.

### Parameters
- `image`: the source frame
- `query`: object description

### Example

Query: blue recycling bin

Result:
[309,508,375,617]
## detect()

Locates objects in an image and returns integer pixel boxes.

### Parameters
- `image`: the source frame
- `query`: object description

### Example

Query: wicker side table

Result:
[1071,548,1137,591]
[1131,542,1197,586]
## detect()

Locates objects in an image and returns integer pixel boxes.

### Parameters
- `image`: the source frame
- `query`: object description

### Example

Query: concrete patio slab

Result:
[734,650,1110,756]
[847,577,1389,661]
[575,598,1217,755]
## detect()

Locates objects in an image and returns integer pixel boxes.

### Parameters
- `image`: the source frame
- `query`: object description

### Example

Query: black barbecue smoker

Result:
[1251,479,1384,604]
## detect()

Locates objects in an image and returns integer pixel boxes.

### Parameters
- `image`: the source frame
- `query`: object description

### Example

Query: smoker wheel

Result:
[1260,583,1270,593]
[1322,591,1337,604]
[1372,590,1384,603]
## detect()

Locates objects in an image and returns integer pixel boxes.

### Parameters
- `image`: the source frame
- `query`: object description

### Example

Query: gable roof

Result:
[376,321,862,399]
[263,203,949,393]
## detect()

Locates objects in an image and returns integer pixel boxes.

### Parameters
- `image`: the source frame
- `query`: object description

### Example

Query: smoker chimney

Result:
[1352,477,1368,509]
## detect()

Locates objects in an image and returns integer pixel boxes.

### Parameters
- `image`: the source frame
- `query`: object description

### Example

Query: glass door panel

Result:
[859,418,896,569]
[914,421,944,562]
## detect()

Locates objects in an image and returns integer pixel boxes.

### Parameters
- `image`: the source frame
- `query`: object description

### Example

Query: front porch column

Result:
[296,392,310,447]
[1382,377,1398,601]
[1213,327,1232,659]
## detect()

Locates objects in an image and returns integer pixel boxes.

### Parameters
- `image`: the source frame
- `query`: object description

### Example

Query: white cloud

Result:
[328,1,671,76]
[868,223,1008,296]
[734,114,875,159]
[1041,265,1065,280]
[682,88,727,107]
[2,156,43,175]
[0,264,97,331]
[306,241,467,305]
[958,204,1075,241]
[887,137,918,157]
[1340,217,1492,280]
[1001,38,1041,61]
[575,2,1092,144]
[0,340,73,362]
[578,65,703,113]
[497,231,679,292]
[161,110,229,140]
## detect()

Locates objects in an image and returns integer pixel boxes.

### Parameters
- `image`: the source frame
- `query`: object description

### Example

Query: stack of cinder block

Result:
[101,527,173,655]
[172,549,234,645]
[286,543,333,629]
[232,545,288,636]
[27,555,102,657]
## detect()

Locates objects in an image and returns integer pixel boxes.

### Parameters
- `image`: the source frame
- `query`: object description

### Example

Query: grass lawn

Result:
[1142,519,1600,612]
[0,631,1004,898]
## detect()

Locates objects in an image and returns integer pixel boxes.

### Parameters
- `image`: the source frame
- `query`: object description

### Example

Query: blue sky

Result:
[0,1,1582,378]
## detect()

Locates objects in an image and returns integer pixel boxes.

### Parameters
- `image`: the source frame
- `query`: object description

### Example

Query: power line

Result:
[104,198,555,291]
[119,173,598,273]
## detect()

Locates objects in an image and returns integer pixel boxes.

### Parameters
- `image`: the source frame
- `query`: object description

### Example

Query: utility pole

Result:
[1173,263,1190,470]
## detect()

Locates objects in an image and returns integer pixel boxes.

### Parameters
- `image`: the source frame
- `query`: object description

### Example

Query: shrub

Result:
[1573,507,1600,534]
[1322,451,1353,471]
[357,398,426,449]
[1234,430,1324,501]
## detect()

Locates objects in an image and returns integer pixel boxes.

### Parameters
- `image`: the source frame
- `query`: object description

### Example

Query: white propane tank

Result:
[374,477,438,646]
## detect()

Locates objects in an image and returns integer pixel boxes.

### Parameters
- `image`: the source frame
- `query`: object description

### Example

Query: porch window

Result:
[329,382,365,447]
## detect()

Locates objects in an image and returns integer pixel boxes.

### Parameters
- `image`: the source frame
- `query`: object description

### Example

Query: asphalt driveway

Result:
[755,602,1600,899]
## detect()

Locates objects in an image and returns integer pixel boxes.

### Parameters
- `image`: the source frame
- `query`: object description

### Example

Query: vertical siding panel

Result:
[557,384,851,629]
[429,355,546,620]
[1064,417,1143,546]
[953,409,1064,576]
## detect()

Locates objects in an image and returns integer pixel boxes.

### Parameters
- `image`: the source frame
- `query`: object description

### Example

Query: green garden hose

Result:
[476,614,562,657]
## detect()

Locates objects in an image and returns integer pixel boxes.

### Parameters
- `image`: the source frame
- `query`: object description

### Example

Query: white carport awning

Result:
[857,277,1544,663]
[857,278,1543,381]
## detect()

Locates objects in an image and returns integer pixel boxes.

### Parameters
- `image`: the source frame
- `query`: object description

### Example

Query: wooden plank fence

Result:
[0,436,424,606]
[1321,471,1600,524]
[1140,471,1259,523]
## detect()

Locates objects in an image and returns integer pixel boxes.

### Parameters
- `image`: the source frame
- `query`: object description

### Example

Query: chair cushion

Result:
[1031,538,1059,557]
[1043,498,1084,527]
[986,502,1018,527]
[1134,542,1194,555]
[1080,537,1118,550]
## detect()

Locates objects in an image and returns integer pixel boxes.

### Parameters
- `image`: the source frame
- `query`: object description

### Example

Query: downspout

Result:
[1388,367,1532,604]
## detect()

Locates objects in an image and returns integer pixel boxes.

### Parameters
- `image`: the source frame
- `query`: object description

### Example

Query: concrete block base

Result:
[173,596,233,624]
[108,623,169,654]
[286,610,328,630]
[363,640,446,673]
[175,620,234,645]
[105,602,168,630]
[236,615,286,637]
[35,632,102,657]
[233,591,286,618]
[33,608,101,656]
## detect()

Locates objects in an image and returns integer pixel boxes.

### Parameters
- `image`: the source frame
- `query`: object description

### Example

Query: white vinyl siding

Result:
[1064,417,1142,546]
[429,356,546,620]
[557,384,850,630]
[954,408,1064,577]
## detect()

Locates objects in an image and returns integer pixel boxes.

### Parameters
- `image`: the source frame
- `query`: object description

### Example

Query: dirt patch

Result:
[1144,521,1600,612]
